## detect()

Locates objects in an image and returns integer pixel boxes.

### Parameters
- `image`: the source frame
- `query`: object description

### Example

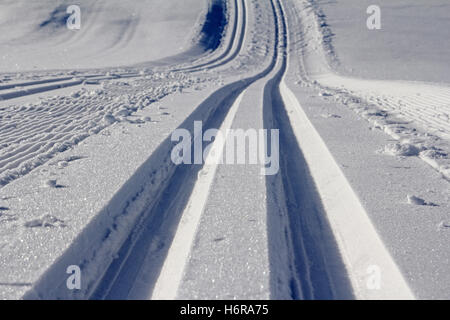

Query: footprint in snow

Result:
[103,114,117,125]
[321,113,341,119]
[384,143,420,157]
[0,212,17,224]
[43,179,66,189]
[125,116,152,125]
[407,195,437,206]
[438,221,450,231]
[52,155,85,169]
[24,214,66,228]
[0,207,17,224]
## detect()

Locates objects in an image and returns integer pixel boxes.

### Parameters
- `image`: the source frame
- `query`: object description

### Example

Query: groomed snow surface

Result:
[0,0,449,300]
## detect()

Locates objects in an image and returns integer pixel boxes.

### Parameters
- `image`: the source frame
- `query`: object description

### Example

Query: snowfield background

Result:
[0,0,207,71]
[0,0,449,300]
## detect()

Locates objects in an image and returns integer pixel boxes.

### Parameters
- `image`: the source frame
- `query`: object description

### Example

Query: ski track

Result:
[90,0,285,300]
[177,0,247,73]
[0,0,254,189]
[0,72,212,187]
[0,0,448,300]
[172,0,242,72]
[91,0,390,301]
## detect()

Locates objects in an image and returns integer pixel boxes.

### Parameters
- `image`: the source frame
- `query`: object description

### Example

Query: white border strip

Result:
[279,77,415,300]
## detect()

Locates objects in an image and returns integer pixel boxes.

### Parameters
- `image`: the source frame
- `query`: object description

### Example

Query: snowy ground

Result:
[0,0,449,300]
[317,0,450,83]
[0,0,207,72]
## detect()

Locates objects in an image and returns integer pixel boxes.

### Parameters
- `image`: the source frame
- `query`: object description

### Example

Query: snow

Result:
[0,72,210,188]
[407,195,427,206]
[152,90,246,300]
[292,0,450,181]
[0,0,449,300]
[317,0,450,83]
[285,0,450,298]
[280,75,414,299]
[0,0,208,72]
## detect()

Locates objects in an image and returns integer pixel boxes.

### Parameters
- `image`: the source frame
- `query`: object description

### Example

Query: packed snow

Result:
[0,0,449,300]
